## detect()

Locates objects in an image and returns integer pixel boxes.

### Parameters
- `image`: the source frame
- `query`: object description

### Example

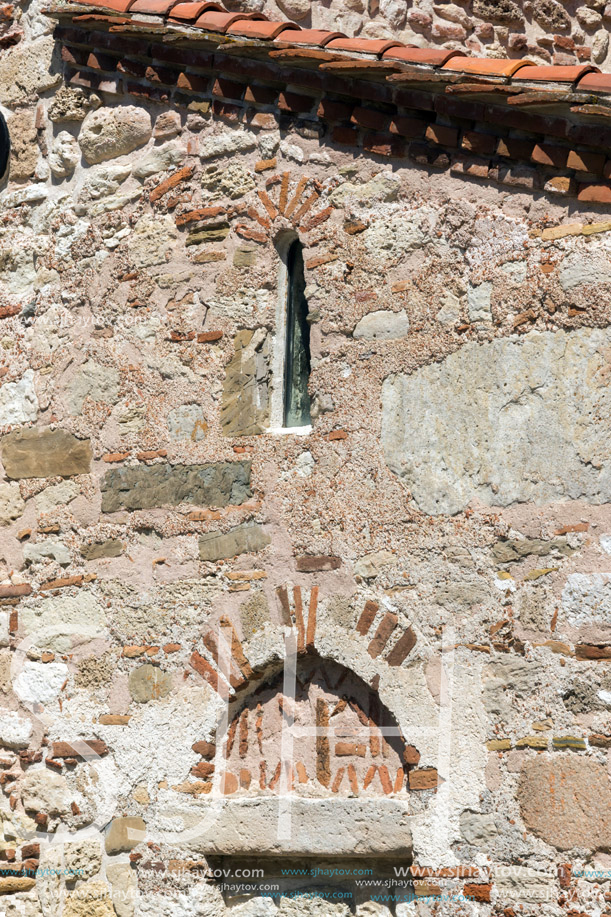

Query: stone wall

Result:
[0,3,610,916]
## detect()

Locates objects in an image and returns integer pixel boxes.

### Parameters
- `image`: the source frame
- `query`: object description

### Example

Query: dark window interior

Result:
[283,239,311,428]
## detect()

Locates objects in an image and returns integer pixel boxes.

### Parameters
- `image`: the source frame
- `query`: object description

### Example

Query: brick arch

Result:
[235,170,335,246]
[192,653,424,798]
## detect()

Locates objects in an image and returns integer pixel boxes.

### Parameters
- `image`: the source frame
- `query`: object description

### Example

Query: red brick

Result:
[347,763,359,794]
[176,206,226,226]
[212,100,240,122]
[40,575,88,592]
[461,131,497,156]
[569,122,611,150]
[331,767,345,792]
[136,449,167,461]
[451,155,491,180]
[589,733,611,747]
[554,35,575,51]
[531,143,569,168]
[51,740,109,759]
[425,124,459,148]
[331,127,359,146]
[335,742,366,757]
[558,864,572,888]
[301,205,333,232]
[176,72,210,93]
[393,88,436,112]
[356,600,378,636]
[574,643,611,659]
[296,555,341,572]
[567,149,605,173]
[245,110,279,130]
[117,57,148,78]
[197,330,223,343]
[389,115,427,139]
[434,95,485,123]
[509,32,528,50]
[191,761,214,778]
[541,177,574,199]
[61,44,85,66]
[89,30,145,56]
[212,77,245,100]
[386,627,417,666]
[216,53,280,84]
[150,165,194,203]
[221,773,238,795]
[236,224,267,243]
[494,163,539,190]
[464,884,492,903]
[278,91,316,114]
[409,143,450,170]
[316,699,330,787]
[145,64,179,85]
[317,98,353,122]
[20,844,39,859]
[351,107,390,131]
[409,767,440,790]
[362,132,405,158]
[378,764,393,794]
[150,44,213,69]
[244,84,278,105]
[125,82,169,103]
[484,103,569,139]
[306,586,318,652]
[403,744,421,766]
[192,741,215,758]
[368,612,398,659]
[190,651,229,699]
[0,584,31,599]
[55,25,86,43]
[496,137,535,161]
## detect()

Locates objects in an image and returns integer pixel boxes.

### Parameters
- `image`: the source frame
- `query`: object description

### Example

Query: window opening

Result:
[283,239,311,428]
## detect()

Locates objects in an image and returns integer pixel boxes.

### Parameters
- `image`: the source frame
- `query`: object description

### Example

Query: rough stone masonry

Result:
[0,0,610,914]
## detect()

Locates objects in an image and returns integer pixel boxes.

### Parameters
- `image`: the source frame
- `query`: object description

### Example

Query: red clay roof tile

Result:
[275,28,345,47]
[325,37,403,57]
[194,9,266,31]
[512,64,597,82]
[443,57,533,77]
[382,47,464,66]
[575,71,611,92]
[129,0,181,13]
[168,1,220,21]
[226,19,297,39]
[73,0,136,11]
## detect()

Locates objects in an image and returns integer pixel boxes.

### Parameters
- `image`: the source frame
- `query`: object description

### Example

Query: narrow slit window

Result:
[283,239,311,428]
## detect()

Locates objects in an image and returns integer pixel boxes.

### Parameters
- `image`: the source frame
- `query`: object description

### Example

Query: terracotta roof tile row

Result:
[65,0,611,93]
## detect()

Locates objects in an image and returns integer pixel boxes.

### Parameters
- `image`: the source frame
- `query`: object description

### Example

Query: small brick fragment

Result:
[255,158,276,172]
[409,767,440,790]
[197,331,223,343]
[150,165,195,203]
[296,555,341,572]
[464,884,492,903]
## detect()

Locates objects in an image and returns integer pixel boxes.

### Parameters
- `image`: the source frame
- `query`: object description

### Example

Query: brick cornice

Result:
[48,1,611,203]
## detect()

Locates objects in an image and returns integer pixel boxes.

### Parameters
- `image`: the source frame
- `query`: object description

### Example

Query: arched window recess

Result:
[270,234,312,434]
